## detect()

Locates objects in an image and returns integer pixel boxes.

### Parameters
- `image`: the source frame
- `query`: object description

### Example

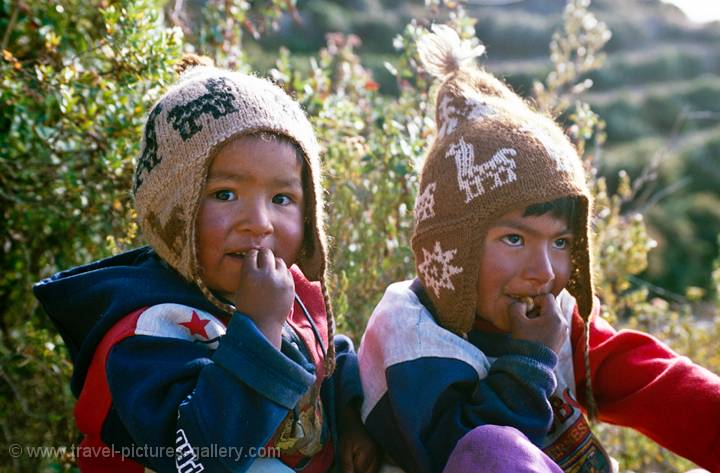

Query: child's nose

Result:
[238,201,273,236]
[524,247,555,287]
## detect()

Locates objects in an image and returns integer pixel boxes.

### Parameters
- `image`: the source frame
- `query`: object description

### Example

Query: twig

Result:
[627,275,688,305]
[0,415,20,471]
[465,0,528,5]
[632,106,718,212]
[1,2,19,51]
[0,366,45,420]
[170,0,190,35]
[285,0,302,25]
[629,106,689,208]
[638,176,691,214]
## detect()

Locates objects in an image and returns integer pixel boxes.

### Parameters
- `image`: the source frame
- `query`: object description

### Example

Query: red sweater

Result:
[571,308,720,471]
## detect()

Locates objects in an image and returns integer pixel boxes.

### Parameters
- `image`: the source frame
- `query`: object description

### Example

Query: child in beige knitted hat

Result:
[33,56,380,473]
[357,26,720,473]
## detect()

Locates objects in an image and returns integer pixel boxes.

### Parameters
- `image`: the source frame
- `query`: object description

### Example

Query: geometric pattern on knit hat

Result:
[437,91,495,139]
[414,182,437,224]
[417,241,464,299]
[133,65,328,288]
[437,91,497,140]
[413,25,595,335]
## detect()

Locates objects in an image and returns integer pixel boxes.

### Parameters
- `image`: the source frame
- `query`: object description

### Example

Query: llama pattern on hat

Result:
[415,182,437,224]
[418,241,464,298]
[446,137,518,203]
[134,77,242,191]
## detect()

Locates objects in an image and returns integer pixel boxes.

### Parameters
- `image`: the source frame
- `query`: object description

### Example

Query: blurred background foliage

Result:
[1,0,718,471]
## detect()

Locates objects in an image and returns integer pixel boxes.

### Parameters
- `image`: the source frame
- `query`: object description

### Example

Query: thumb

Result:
[507,300,530,330]
[534,293,557,317]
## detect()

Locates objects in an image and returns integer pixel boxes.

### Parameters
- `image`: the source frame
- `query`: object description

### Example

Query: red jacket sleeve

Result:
[571,304,720,472]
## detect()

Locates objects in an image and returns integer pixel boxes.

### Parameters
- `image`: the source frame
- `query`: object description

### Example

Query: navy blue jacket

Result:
[34,247,361,472]
[358,280,559,473]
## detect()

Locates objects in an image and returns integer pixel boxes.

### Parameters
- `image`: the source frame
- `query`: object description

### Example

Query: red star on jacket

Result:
[179,311,210,339]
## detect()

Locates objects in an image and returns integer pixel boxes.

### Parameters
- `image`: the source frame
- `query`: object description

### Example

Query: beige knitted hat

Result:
[413,26,595,335]
[132,59,336,377]
[133,62,326,285]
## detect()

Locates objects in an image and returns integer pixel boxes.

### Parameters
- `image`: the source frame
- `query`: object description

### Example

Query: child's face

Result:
[475,208,573,331]
[196,135,305,300]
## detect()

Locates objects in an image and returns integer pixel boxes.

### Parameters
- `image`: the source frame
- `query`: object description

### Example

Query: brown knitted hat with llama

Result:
[132,58,335,373]
[413,26,595,335]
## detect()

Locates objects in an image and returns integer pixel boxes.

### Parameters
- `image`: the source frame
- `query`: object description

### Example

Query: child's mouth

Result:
[228,247,263,259]
[526,305,540,319]
[509,294,539,318]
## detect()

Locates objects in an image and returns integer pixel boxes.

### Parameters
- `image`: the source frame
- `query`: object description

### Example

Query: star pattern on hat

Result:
[522,123,574,174]
[178,310,210,339]
[415,182,437,224]
[446,137,518,203]
[418,241,464,299]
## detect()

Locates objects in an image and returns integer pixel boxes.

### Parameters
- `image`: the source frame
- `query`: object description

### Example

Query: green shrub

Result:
[1,0,718,471]
[596,99,655,142]
[1,0,181,469]
[598,128,720,296]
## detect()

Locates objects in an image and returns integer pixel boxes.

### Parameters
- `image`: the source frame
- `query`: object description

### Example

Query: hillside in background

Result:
[253,0,720,301]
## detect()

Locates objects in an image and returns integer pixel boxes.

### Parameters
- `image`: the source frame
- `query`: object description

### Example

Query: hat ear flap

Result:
[567,195,595,322]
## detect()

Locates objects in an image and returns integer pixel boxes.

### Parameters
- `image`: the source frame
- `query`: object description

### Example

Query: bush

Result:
[596,99,655,142]
[0,0,181,469]
[2,0,718,471]
[598,129,720,296]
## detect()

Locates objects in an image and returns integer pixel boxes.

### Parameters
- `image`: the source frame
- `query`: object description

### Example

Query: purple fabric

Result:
[443,425,562,473]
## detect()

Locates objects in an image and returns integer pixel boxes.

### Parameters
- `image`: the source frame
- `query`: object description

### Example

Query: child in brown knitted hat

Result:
[358,26,720,473]
[33,56,380,473]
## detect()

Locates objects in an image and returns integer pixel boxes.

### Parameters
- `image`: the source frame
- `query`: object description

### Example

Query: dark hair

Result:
[524,196,578,224]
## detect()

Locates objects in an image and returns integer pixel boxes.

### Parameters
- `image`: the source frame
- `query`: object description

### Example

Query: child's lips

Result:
[508,294,538,316]
[227,247,262,258]
[508,294,534,306]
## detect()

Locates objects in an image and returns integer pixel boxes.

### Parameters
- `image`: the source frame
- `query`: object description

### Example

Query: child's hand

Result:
[508,293,568,355]
[233,248,295,348]
[339,402,382,473]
